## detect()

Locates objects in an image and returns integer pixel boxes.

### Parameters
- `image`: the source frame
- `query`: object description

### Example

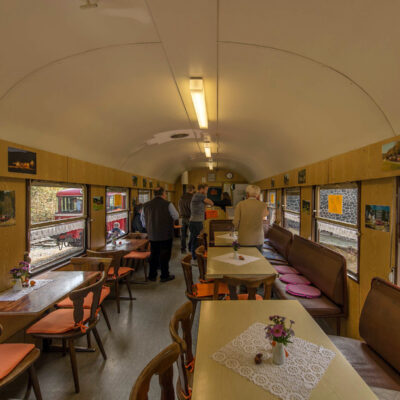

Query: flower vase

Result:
[272,342,285,365]
[13,279,23,291]
[233,250,238,259]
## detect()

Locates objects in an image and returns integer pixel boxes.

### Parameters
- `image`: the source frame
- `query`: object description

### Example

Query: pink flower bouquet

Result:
[265,315,295,346]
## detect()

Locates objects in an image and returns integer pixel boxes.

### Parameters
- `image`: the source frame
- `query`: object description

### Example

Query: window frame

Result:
[282,187,301,235]
[106,187,130,243]
[138,189,151,204]
[314,182,361,282]
[267,189,277,226]
[28,180,87,273]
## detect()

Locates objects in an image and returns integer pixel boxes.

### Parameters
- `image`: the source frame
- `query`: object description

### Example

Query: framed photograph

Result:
[93,196,104,211]
[284,174,289,185]
[382,141,400,170]
[365,205,390,232]
[149,180,153,189]
[298,169,306,184]
[302,200,311,215]
[143,178,147,188]
[132,176,138,187]
[0,190,16,226]
[271,179,275,188]
[8,147,36,174]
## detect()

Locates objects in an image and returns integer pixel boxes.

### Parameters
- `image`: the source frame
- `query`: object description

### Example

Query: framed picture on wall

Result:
[8,147,37,174]
[132,176,138,186]
[0,190,16,226]
[284,174,289,185]
[93,196,104,211]
[143,178,147,188]
[298,169,306,184]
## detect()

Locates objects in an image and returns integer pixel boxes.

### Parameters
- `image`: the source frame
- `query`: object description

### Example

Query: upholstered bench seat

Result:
[329,335,400,391]
[0,343,35,379]
[273,279,341,316]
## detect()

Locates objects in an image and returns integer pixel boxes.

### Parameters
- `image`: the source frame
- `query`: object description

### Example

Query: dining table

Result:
[212,230,237,246]
[96,238,148,253]
[206,247,277,280]
[191,300,378,400]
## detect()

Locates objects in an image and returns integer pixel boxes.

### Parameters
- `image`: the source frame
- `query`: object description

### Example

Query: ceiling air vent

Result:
[170,133,189,139]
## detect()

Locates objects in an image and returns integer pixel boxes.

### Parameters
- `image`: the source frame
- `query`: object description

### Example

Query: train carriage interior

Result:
[1,1,400,399]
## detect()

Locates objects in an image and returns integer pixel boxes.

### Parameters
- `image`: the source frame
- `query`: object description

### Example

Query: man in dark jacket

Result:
[141,187,179,282]
[178,184,195,254]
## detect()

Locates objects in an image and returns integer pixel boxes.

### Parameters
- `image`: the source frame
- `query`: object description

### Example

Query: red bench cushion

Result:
[280,274,311,285]
[0,343,35,379]
[286,284,321,299]
[275,265,299,275]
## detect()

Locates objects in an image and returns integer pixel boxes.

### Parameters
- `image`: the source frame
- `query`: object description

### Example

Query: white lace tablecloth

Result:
[0,279,53,302]
[212,252,261,266]
[216,233,237,240]
[211,322,336,400]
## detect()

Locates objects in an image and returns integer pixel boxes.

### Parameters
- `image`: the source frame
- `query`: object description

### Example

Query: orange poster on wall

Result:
[270,194,275,205]
[328,195,343,214]
[114,194,122,207]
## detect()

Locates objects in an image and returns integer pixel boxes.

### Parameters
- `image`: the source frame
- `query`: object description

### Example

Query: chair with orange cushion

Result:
[57,257,112,330]
[130,343,180,400]
[181,255,229,318]
[87,249,134,313]
[169,302,195,400]
[26,272,107,393]
[195,245,209,282]
[0,325,42,400]
[213,275,276,300]
[123,241,151,282]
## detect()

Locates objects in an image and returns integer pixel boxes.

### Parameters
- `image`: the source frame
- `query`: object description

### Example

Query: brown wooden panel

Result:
[90,185,106,249]
[344,278,361,339]
[300,186,313,240]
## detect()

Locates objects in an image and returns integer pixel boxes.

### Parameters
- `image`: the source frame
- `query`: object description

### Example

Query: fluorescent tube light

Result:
[204,142,212,158]
[208,159,213,170]
[190,78,208,129]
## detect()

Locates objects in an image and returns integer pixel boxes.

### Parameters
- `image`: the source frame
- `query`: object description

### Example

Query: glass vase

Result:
[13,279,23,291]
[272,342,285,365]
[233,250,238,259]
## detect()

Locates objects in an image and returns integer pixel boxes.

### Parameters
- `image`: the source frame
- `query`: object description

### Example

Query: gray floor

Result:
[2,239,198,400]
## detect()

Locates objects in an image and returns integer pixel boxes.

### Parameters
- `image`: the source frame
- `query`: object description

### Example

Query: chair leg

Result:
[115,280,120,313]
[62,339,67,356]
[125,278,133,300]
[27,365,42,400]
[101,304,112,331]
[68,339,80,393]
[92,327,107,360]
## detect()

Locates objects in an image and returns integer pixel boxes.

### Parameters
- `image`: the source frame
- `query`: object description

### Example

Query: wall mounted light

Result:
[190,78,208,129]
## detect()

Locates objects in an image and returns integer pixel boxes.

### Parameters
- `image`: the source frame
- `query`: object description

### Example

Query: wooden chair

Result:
[87,249,134,313]
[213,275,275,300]
[126,232,148,240]
[26,272,107,393]
[195,245,208,282]
[130,343,180,400]
[209,219,233,246]
[0,325,42,400]
[56,257,113,331]
[181,255,228,318]
[123,241,151,282]
[169,302,195,400]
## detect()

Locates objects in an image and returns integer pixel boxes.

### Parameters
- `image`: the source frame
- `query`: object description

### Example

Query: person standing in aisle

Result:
[233,185,269,252]
[178,184,195,254]
[188,184,214,261]
[141,187,179,282]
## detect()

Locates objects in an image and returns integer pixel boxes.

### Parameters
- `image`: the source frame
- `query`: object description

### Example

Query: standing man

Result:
[141,187,179,282]
[189,184,214,260]
[178,184,195,254]
[233,185,269,252]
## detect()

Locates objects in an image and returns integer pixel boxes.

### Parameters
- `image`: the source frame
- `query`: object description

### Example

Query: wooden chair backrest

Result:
[209,219,233,244]
[60,257,112,275]
[130,343,180,400]
[0,324,3,337]
[69,271,106,324]
[195,245,207,281]
[127,232,148,240]
[169,302,194,398]
[214,275,275,300]
[181,255,194,296]
[86,250,125,276]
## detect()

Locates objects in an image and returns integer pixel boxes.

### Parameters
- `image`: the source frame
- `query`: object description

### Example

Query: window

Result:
[29,182,86,271]
[283,188,300,235]
[106,188,129,242]
[267,190,277,225]
[315,183,360,279]
[138,189,151,204]
[167,191,173,202]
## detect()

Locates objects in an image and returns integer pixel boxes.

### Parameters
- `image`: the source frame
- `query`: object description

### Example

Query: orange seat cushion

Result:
[57,286,110,309]
[0,343,35,379]
[26,308,91,335]
[108,266,134,277]
[123,251,151,260]
[225,293,263,300]
[192,282,229,298]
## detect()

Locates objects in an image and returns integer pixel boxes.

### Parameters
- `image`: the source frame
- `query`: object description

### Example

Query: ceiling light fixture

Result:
[80,0,98,9]
[204,142,212,158]
[208,159,214,171]
[190,78,208,129]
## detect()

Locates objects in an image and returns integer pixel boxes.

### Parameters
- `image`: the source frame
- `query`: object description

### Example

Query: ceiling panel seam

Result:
[144,0,203,156]
[0,41,161,105]
[216,0,220,169]
[218,40,396,137]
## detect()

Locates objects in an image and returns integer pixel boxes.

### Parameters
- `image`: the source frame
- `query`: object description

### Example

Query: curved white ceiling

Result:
[0,0,398,182]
